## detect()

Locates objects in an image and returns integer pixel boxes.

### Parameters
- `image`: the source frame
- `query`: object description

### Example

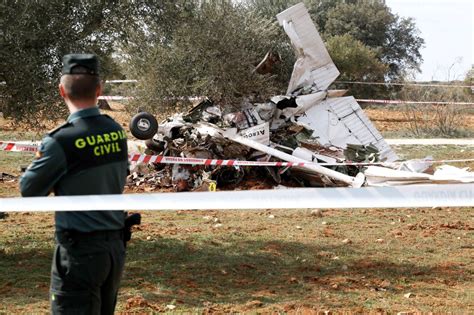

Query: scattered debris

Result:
[310,209,323,217]
[97,99,112,110]
[404,292,415,299]
[202,215,213,222]
[0,172,16,182]
[244,300,263,309]
[379,280,391,288]
[126,2,474,192]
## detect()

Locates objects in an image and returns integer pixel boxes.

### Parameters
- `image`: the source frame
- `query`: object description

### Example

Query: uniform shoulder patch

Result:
[101,114,121,127]
[34,150,43,159]
[48,122,72,136]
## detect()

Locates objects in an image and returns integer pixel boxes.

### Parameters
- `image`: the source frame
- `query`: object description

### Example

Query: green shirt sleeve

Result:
[20,136,67,197]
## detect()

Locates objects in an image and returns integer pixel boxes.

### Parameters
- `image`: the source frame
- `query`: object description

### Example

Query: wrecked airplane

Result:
[127,3,473,191]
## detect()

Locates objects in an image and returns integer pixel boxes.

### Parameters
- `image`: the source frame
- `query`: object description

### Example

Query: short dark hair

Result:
[60,66,100,101]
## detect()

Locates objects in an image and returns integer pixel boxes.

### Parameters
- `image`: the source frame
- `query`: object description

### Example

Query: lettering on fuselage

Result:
[74,130,126,156]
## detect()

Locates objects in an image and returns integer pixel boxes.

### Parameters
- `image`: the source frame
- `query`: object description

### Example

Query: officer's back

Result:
[20,54,128,314]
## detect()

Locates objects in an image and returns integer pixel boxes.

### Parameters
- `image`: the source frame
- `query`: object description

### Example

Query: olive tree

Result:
[122,1,285,115]
[0,1,123,124]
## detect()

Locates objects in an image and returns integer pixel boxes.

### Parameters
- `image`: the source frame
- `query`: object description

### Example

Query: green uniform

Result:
[20,107,128,231]
[20,106,129,314]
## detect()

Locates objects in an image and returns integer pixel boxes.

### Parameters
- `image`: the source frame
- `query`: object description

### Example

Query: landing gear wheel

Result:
[129,112,158,140]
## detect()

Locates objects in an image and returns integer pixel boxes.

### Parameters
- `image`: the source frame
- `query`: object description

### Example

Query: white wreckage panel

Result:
[223,128,365,187]
[365,165,474,186]
[277,3,398,162]
[296,97,398,162]
[239,122,270,145]
[129,2,473,190]
[276,2,339,94]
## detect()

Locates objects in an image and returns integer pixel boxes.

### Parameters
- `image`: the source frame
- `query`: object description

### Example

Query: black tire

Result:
[129,112,158,140]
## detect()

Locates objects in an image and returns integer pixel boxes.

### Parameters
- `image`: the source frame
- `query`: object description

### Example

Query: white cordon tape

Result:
[2,141,474,167]
[1,184,473,212]
[356,99,474,106]
[98,96,134,101]
[105,80,138,84]
[97,95,474,105]
[337,81,473,89]
[103,80,473,89]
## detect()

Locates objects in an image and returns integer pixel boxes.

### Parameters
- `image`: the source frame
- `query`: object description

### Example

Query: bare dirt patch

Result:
[1,207,472,313]
[365,108,474,133]
[1,105,473,312]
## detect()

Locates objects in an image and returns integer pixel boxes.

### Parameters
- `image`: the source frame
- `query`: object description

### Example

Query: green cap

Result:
[62,54,99,75]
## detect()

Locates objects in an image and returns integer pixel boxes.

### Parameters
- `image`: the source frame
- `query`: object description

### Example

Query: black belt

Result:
[56,229,123,243]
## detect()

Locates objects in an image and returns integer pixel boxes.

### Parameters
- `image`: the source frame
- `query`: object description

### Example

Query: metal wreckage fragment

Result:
[127,3,473,191]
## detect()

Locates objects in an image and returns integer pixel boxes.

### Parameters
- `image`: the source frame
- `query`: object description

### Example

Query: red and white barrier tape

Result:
[356,99,474,106]
[0,141,39,152]
[128,153,474,167]
[2,141,473,167]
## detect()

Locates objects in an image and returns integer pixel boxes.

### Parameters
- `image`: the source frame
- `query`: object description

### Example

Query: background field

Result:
[0,105,473,313]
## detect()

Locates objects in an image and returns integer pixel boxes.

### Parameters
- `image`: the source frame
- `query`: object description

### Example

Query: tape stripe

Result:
[0,141,39,152]
[1,184,472,212]
[337,81,473,89]
[126,154,474,167]
[95,95,474,105]
[96,95,474,105]
[356,99,474,106]
[143,155,151,163]
[2,141,474,167]
[98,96,134,101]
[105,80,138,84]
[105,80,474,89]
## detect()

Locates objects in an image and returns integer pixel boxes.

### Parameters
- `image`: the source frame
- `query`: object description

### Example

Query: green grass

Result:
[382,129,474,139]
[1,208,472,313]
[0,130,44,142]
[0,152,35,175]
[392,145,474,169]
[0,131,473,312]
[0,130,41,177]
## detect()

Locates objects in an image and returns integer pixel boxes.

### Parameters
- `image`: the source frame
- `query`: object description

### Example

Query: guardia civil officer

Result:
[20,54,128,314]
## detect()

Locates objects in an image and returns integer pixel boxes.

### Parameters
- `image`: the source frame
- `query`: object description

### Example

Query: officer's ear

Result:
[96,81,102,98]
[59,83,67,99]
